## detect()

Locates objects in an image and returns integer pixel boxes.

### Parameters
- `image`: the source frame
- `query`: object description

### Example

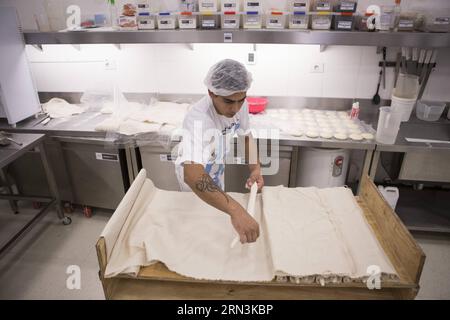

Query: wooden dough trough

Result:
[96,175,425,300]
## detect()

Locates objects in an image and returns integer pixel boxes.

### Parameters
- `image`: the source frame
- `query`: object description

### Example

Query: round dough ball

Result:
[346,123,359,129]
[334,128,347,134]
[361,133,375,140]
[320,131,333,139]
[306,130,319,138]
[334,133,348,140]
[350,129,362,135]
[349,133,363,141]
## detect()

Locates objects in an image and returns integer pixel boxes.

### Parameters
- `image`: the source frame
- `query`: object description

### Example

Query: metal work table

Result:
[369,115,450,179]
[0,132,71,257]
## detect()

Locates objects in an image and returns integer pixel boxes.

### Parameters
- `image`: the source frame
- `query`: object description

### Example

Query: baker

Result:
[175,59,263,245]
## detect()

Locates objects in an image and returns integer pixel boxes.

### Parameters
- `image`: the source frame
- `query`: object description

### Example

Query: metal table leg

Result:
[288,146,299,188]
[369,150,381,181]
[0,168,18,214]
[37,142,71,225]
[357,149,374,195]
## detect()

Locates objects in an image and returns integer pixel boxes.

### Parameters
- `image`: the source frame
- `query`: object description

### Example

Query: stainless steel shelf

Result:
[23,29,450,47]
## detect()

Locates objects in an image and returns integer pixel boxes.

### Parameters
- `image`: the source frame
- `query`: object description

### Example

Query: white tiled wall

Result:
[24,43,450,101]
[2,0,450,101]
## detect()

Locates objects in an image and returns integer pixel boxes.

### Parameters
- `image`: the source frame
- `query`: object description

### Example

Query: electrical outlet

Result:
[310,63,324,73]
[104,59,116,70]
[246,52,256,65]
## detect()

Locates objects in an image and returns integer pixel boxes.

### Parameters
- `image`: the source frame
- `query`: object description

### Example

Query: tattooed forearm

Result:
[195,174,229,203]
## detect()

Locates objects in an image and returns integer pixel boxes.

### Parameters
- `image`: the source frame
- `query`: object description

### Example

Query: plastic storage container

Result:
[311,13,332,29]
[200,14,220,29]
[243,12,262,28]
[247,97,268,114]
[335,1,357,13]
[289,0,311,12]
[397,13,417,31]
[157,13,176,29]
[379,5,395,31]
[138,15,156,29]
[221,13,240,28]
[178,13,197,29]
[222,0,239,12]
[376,107,403,145]
[420,13,450,33]
[311,0,332,30]
[415,100,446,121]
[289,12,309,29]
[266,12,286,29]
[244,1,263,12]
[334,13,354,30]
[199,0,218,13]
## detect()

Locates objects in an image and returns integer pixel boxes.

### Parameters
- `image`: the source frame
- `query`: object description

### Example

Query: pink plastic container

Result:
[247,97,268,114]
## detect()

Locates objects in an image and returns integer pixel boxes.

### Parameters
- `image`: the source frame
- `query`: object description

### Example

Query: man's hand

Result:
[229,206,260,244]
[246,169,264,191]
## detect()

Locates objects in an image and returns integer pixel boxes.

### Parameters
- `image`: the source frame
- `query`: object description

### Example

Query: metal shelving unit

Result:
[24,29,450,47]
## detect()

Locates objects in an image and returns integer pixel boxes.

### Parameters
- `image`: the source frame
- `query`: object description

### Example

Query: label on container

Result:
[292,19,304,25]
[340,1,356,11]
[316,2,331,11]
[96,153,119,162]
[180,19,194,26]
[337,20,352,29]
[398,19,414,29]
[246,2,261,8]
[224,32,233,42]
[138,18,155,29]
[224,19,237,27]
[202,20,216,27]
[434,17,450,25]
[224,3,236,8]
[293,2,307,9]
[380,13,393,26]
[313,16,331,26]
[246,17,260,24]
[269,18,282,26]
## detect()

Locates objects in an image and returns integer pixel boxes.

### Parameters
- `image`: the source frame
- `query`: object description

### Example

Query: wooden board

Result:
[96,175,425,300]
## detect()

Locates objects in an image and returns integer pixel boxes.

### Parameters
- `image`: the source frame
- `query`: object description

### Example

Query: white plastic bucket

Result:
[391,94,417,122]
[391,73,419,122]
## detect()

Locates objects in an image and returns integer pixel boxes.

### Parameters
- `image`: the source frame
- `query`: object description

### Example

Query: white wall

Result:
[2,0,450,101]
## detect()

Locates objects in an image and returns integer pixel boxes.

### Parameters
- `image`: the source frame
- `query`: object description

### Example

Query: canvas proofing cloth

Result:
[102,170,398,284]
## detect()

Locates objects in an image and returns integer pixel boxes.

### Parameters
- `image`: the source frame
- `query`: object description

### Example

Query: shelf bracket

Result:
[320,45,327,52]
[71,44,81,51]
[114,44,122,50]
[32,44,43,52]
[186,43,194,51]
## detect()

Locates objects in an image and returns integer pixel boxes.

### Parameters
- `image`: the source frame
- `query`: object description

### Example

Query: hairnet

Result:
[204,59,253,96]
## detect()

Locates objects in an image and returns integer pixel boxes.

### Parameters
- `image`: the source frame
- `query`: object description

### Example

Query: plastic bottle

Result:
[350,101,360,119]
